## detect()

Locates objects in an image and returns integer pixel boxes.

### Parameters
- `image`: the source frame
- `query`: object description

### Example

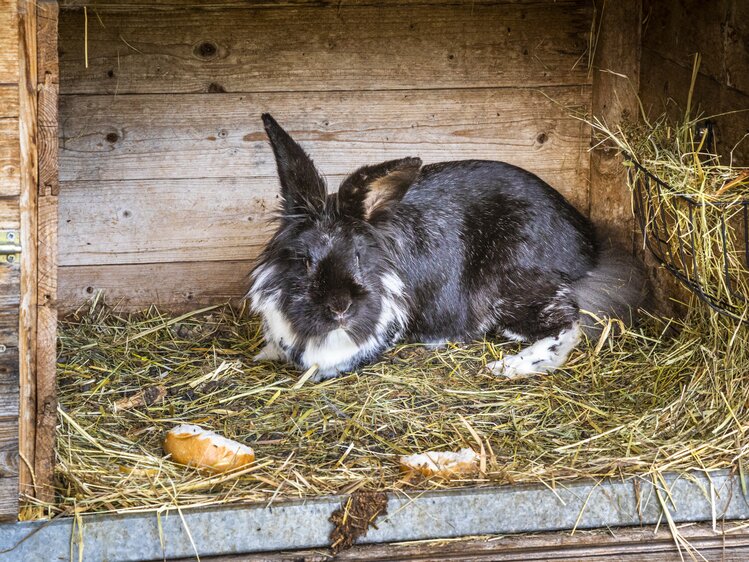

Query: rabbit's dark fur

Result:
[249,114,648,380]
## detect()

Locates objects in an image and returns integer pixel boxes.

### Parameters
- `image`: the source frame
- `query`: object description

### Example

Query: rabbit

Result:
[248,113,648,381]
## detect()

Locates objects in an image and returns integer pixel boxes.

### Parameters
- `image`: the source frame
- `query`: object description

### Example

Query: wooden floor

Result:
[170,523,749,561]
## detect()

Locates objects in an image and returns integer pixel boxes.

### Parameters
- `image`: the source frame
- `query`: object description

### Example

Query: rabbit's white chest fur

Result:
[250,263,408,380]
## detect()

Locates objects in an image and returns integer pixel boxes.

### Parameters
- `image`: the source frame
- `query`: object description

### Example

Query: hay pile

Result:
[587,69,749,321]
[43,300,749,517]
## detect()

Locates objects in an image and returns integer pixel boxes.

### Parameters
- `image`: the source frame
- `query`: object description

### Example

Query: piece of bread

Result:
[163,424,255,473]
[399,448,479,478]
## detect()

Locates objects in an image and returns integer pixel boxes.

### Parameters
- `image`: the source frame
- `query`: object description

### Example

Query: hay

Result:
[587,101,749,323]
[40,300,749,517]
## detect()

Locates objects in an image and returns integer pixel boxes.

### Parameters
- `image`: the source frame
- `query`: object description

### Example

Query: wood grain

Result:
[17,0,38,506]
[0,264,20,311]
[0,0,18,83]
[0,475,17,521]
[58,259,254,312]
[34,0,59,504]
[59,177,280,266]
[0,197,20,229]
[0,382,19,422]
[0,118,21,197]
[588,0,641,246]
[58,86,591,198]
[0,86,19,118]
[0,308,18,348]
[58,1,591,95]
[0,418,19,478]
[177,523,749,561]
[59,0,583,6]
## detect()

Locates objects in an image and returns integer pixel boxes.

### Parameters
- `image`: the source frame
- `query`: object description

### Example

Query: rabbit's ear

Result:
[262,113,327,216]
[338,157,422,221]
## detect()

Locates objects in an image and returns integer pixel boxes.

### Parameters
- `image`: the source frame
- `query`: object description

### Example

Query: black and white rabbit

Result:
[249,114,647,380]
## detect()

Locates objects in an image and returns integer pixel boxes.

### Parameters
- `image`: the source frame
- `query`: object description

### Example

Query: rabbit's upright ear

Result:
[338,157,422,221]
[262,113,327,217]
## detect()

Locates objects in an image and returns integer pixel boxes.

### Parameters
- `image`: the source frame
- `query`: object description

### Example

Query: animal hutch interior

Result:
[1,0,749,559]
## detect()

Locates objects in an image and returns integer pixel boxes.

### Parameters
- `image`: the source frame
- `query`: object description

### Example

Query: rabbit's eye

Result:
[304,257,312,271]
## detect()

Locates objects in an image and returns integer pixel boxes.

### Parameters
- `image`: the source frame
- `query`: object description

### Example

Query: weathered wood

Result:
[0,476,17,521]
[0,118,21,197]
[640,0,749,165]
[58,259,254,312]
[0,418,19,478]
[58,1,591,95]
[59,178,279,266]
[34,0,60,505]
[59,0,582,6]
[588,0,641,247]
[174,523,749,561]
[59,86,591,202]
[0,0,18,83]
[0,347,18,385]
[0,86,19,117]
[0,197,20,229]
[17,0,38,505]
[37,83,58,197]
[0,309,19,349]
[0,264,20,311]
[0,382,19,421]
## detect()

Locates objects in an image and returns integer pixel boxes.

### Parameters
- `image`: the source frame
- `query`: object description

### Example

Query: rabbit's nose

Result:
[328,297,352,317]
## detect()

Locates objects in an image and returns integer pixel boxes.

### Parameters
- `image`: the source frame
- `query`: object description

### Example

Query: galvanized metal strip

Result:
[1,470,747,561]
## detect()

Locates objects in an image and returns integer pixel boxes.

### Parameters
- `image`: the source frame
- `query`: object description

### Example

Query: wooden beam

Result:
[34,0,59,504]
[17,0,38,505]
[173,523,749,561]
[57,1,592,95]
[58,259,254,312]
[588,0,642,246]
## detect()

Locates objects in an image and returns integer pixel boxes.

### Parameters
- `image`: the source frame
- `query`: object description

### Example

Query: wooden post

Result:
[589,0,642,247]
[17,0,39,505]
[34,0,59,504]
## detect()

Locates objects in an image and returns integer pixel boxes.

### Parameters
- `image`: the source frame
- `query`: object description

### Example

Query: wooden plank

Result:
[0,196,20,229]
[58,1,592,95]
[588,0,641,246]
[0,476,17,522]
[58,259,254,311]
[0,348,19,521]
[0,263,20,310]
[17,0,38,506]
[0,383,19,421]
[59,178,278,266]
[35,0,59,505]
[0,347,18,386]
[180,523,749,561]
[60,0,579,6]
[0,118,20,197]
[0,418,19,478]
[0,0,18,83]
[58,86,591,200]
[0,309,19,349]
[0,86,19,118]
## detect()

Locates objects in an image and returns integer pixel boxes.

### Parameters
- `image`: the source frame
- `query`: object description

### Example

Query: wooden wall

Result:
[56,0,593,311]
[0,0,22,521]
[640,0,749,164]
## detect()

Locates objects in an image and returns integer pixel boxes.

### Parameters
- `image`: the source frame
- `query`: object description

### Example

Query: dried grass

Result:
[39,300,749,518]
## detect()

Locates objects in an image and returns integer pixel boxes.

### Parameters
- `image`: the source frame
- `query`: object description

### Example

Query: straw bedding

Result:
[43,92,749,517]
[44,300,749,517]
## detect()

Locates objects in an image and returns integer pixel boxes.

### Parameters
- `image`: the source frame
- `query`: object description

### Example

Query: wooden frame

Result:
[2,3,749,561]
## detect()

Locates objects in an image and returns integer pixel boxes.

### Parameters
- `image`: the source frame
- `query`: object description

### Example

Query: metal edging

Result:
[1,470,748,561]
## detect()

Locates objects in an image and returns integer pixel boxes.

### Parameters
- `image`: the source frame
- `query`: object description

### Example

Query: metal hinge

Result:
[0,230,21,264]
